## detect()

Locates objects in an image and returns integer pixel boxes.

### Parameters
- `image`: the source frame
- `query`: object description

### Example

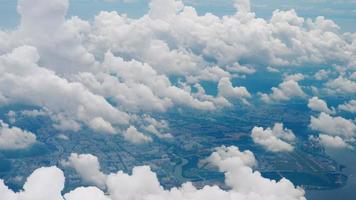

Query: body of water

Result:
[307,148,356,200]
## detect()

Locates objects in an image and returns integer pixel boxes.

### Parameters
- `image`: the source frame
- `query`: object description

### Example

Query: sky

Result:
[1,0,356,31]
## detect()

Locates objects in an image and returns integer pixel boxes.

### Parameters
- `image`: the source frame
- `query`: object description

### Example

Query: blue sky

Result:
[1,0,355,31]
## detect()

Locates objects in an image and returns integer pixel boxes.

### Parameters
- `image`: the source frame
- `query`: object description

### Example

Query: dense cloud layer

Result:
[0,0,355,139]
[0,46,130,133]
[0,146,306,200]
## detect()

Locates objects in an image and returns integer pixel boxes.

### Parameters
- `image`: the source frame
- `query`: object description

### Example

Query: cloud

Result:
[21,109,47,117]
[0,46,129,133]
[0,180,16,200]
[310,112,356,138]
[2,0,355,74]
[18,166,65,200]
[0,120,37,150]
[325,76,356,95]
[283,73,305,82]
[135,115,173,139]
[186,66,231,83]
[0,0,355,136]
[106,166,163,200]
[314,69,330,80]
[98,51,217,111]
[338,100,356,113]
[62,153,107,189]
[123,126,153,144]
[88,117,116,134]
[308,96,334,114]
[233,0,251,13]
[309,112,356,147]
[64,187,110,200]
[218,77,251,103]
[251,123,296,152]
[317,134,350,149]
[0,0,353,198]
[226,63,256,74]
[7,111,16,124]
[87,0,355,73]
[148,0,184,19]
[17,0,96,75]
[143,124,173,139]
[57,134,69,140]
[260,79,306,103]
[0,146,306,200]
[267,66,280,73]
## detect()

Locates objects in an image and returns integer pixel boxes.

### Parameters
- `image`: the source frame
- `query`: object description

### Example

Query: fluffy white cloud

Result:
[309,113,356,148]
[106,166,163,200]
[62,153,107,189]
[325,76,356,95]
[0,146,306,200]
[0,0,354,74]
[0,46,129,133]
[64,187,110,200]
[0,180,16,200]
[123,126,153,144]
[186,66,231,83]
[310,112,356,139]
[21,109,47,117]
[143,124,173,139]
[251,123,296,152]
[16,0,96,74]
[338,100,356,113]
[308,96,334,114]
[88,117,116,134]
[226,63,256,74]
[318,134,350,149]
[314,69,330,80]
[0,0,355,136]
[18,166,65,200]
[309,112,356,149]
[218,77,251,103]
[234,0,251,13]
[260,79,306,103]
[98,51,217,111]
[85,0,355,74]
[0,0,353,198]
[0,120,37,150]
[284,73,305,82]
[134,115,173,139]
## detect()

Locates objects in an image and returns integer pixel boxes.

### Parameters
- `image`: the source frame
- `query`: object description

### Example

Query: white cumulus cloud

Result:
[338,100,356,113]
[251,123,296,152]
[0,146,306,200]
[308,96,334,114]
[62,153,107,189]
[0,120,37,150]
[260,79,306,103]
[309,112,356,148]
[123,126,153,144]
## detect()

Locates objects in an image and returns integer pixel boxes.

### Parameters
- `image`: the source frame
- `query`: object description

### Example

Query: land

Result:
[0,103,348,192]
